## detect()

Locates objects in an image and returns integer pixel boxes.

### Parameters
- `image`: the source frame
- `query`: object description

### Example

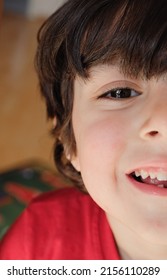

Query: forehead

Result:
[74,63,167,94]
[75,63,137,84]
[74,64,134,95]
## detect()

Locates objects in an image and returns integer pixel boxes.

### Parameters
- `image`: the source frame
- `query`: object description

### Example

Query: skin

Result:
[70,64,167,259]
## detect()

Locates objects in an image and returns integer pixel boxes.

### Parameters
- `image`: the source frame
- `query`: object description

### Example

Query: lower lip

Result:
[127,175,167,196]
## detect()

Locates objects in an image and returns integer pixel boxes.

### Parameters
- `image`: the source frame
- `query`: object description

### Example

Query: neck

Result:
[106,215,167,260]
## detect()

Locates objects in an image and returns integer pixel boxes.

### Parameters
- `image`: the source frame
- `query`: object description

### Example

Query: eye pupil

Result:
[115,89,131,98]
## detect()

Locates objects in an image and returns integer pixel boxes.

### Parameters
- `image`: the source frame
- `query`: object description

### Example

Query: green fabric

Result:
[0,161,70,239]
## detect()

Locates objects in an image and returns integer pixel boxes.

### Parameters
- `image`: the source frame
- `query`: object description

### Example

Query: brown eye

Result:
[100,88,140,99]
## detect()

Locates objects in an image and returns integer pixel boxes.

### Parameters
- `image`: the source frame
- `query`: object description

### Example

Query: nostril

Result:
[149,131,158,136]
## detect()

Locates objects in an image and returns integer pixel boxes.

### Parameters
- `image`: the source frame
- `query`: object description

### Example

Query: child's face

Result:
[72,64,167,244]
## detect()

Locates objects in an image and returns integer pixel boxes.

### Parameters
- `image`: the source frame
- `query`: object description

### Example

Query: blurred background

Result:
[0,0,65,172]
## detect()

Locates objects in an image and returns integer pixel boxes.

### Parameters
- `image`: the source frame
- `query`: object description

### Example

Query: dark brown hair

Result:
[35,0,167,191]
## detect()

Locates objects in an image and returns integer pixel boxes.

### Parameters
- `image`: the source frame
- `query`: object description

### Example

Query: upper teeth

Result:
[135,170,167,181]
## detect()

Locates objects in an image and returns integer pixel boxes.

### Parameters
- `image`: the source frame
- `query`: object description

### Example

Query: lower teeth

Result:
[157,184,167,188]
[132,174,167,188]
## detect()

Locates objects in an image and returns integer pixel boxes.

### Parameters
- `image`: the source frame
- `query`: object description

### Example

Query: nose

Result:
[139,97,167,140]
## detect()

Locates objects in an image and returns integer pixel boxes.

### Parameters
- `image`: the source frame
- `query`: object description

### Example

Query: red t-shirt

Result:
[0,188,120,259]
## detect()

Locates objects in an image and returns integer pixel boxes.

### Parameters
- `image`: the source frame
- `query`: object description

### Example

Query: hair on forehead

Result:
[70,0,167,79]
[37,0,167,83]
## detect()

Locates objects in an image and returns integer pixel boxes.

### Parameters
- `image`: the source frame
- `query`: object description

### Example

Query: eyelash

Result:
[98,87,141,100]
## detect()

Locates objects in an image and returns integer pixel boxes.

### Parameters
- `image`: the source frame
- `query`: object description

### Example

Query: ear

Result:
[53,117,57,127]
[71,156,81,172]
[66,153,81,172]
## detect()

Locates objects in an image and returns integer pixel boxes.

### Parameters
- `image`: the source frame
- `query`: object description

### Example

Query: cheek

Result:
[73,117,127,211]
[74,117,126,173]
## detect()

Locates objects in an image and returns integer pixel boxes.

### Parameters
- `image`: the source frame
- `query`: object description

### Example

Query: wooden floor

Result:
[0,13,55,172]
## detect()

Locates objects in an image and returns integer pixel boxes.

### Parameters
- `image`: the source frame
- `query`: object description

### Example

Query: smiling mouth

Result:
[130,170,167,189]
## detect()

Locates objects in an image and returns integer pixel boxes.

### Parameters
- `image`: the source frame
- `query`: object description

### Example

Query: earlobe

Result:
[67,155,81,172]
[64,143,81,172]
[53,117,57,127]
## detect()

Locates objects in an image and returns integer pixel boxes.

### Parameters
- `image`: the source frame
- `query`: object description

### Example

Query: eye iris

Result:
[115,89,131,98]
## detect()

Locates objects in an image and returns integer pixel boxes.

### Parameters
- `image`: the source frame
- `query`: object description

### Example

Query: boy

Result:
[1,0,167,259]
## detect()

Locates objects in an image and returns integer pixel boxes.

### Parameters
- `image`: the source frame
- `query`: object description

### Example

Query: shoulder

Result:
[32,187,90,204]
[0,188,99,259]
[28,187,97,217]
[0,187,120,259]
[26,187,100,236]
